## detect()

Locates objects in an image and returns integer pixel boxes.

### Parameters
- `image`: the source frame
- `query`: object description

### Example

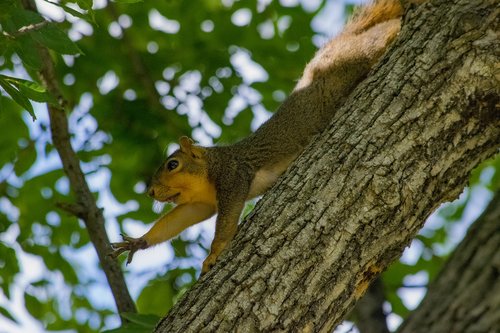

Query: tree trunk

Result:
[398,190,500,333]
[155,0,499,332]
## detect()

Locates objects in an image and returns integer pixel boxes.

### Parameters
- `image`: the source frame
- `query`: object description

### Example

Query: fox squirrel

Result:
[110,0,404,274]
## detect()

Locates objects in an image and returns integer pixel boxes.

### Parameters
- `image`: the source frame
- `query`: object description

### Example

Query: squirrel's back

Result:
[227,0,403,172]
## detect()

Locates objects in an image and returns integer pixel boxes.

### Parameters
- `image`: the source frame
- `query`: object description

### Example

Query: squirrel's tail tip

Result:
[345,0,404,34]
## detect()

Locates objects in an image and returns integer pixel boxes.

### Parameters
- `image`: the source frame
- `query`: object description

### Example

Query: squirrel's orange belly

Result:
[247,155,297,199]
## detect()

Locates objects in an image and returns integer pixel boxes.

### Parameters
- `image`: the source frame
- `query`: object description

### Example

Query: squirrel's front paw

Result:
[201,254,218,275]
[109,234,148,265]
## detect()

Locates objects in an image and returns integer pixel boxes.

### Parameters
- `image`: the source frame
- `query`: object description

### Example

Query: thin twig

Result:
[56,202,87,219]
[2,20,50,39]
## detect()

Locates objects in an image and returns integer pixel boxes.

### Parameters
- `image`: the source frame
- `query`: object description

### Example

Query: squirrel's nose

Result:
[147,187,155,197]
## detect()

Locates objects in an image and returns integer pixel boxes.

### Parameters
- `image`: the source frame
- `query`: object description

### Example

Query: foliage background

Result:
[0,0,498,332]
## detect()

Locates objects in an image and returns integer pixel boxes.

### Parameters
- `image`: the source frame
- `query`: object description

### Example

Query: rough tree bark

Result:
[156,0,499,332]
[398,190,500,333]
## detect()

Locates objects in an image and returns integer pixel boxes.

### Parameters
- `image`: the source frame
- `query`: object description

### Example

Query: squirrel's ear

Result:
[179,136,204,159]
[179,136,194,152]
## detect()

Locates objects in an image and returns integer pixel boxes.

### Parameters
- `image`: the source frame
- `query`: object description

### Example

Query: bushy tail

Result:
[296,0,403,90]
[344,0,403,35]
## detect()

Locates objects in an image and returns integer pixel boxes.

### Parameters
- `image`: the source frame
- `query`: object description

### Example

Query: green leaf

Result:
[0,96,26,167]
[0,305,18,324]
[0,243,20,298]
[0,75,55,104]
[242,201,256,219]
[170,237,190,258]
[13,141,36,175]
[76,0,93,10]
[0,211,11,233]
[137,279,174,316]
[43,0,96,25]
[8,9,45,27]
[32,24,82,55]
[30,279,50,288]
[0,0,17,18]
[0,77,35,119]
[24,293,44,319]
[0,35,10,57]
[13,36,43,70]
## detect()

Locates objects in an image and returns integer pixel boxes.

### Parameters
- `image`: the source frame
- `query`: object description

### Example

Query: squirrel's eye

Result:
[166,160,179,171]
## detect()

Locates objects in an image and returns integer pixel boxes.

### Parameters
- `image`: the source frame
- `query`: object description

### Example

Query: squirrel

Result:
[110,0,404,274]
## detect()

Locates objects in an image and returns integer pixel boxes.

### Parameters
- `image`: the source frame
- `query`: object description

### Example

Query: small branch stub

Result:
[2,20,50,39]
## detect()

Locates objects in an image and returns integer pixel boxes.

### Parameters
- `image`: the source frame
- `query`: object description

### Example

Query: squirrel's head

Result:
[147,136,213,205]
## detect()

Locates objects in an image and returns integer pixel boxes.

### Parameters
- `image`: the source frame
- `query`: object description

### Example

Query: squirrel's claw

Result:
[108,246,127,258]
[201,253,218,275]
[109,234,148,265]
[120,233,137,242]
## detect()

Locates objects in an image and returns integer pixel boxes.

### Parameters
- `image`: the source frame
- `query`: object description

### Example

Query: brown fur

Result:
[111,0,405,274]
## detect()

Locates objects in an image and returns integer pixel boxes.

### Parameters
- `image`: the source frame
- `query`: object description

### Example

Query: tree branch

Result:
[155,0,499,331]
[20,0,136,317]
[398,190,500,333]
